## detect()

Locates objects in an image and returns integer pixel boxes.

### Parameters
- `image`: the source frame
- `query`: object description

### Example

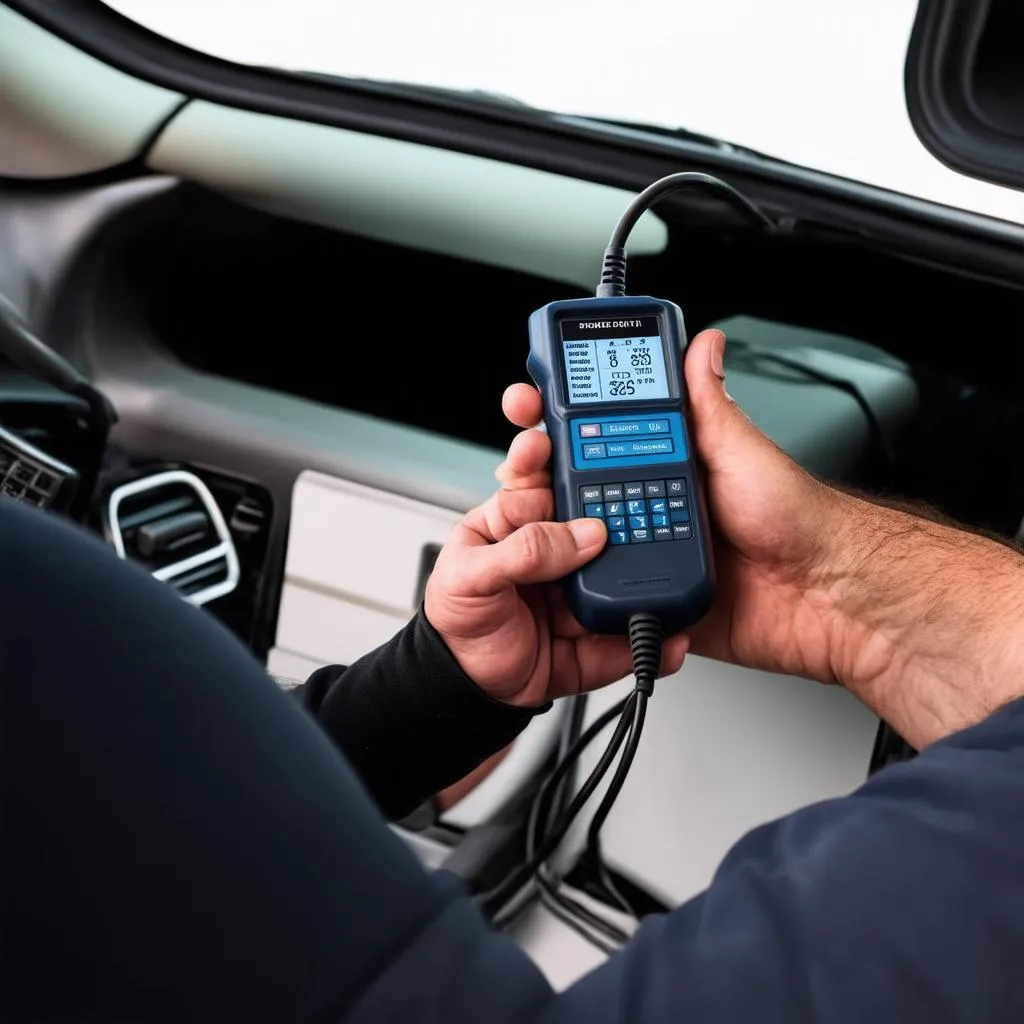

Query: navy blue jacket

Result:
[325,648,1024,1023]
[4,494,1022,1022]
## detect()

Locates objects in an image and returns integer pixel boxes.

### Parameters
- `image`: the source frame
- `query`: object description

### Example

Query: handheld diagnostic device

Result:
[528,295,713,634]
[526,171,774,636]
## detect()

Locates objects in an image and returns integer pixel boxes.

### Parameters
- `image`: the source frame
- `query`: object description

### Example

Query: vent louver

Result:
[105,470,240,606]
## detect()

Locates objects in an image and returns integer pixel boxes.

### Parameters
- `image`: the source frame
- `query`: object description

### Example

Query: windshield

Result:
[107,0,1024,224]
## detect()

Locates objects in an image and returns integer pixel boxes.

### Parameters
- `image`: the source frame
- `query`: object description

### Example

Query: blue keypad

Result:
[579,479,690,544]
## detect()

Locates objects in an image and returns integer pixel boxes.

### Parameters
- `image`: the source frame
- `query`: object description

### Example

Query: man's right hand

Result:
[503,329,1024,750]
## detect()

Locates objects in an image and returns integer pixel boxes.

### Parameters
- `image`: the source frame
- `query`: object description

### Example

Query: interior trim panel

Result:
[147,102,669,291]
[0,6,183,179]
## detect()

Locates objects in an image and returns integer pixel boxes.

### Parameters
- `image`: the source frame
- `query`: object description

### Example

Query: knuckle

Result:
[516,521,550,571]
[445,557,480,597]
[486,492,516,540]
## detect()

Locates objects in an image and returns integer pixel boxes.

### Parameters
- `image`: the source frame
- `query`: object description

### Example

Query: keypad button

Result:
[609,530,630,545]
[631,528,653,543]
[583,502,604,517]
[34,471,54,493]
[666,479,687,496]
[580,485,603,503]
[628,515,648,529]
[649,498,667,515]
[653,527,674,541]
[670,507,691,524]
[583,443,607,460]
[602,484,624,502]
[607,516,626,530]
[2,482,24,498]
[672,523,693,540]
[623,482,645,500]
[579,423,602,438]
[644,480,665,497]
[605,501,625,517]
[12,461,36,484]
[651,514,668,527]
[667,497,688,511]
[626,499,646,515]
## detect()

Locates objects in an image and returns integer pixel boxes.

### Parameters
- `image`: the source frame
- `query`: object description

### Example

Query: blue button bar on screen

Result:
[602,419,670,437]
[606,439,674,457]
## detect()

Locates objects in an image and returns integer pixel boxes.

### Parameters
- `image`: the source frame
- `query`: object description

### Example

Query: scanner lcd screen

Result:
[560,316,670,405]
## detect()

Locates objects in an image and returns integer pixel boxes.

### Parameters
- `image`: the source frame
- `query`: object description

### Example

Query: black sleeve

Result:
[291,607,550,820]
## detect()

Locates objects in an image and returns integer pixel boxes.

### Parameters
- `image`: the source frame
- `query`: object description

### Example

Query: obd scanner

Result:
[528,299,713,635]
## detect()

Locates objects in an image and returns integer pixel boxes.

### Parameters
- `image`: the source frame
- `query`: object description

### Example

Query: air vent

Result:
[105,470,240,606]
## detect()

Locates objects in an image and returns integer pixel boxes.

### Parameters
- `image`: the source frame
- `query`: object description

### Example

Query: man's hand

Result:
[501,329,1024,748]
[501,329,846,684]
[424,412,688,708]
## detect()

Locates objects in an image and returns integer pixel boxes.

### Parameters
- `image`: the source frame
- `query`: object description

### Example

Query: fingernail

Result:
[568,518,606,549]
[710,331,726,380]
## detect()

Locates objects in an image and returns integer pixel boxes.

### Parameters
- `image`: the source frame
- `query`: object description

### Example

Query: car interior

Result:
[5,0,1024,987]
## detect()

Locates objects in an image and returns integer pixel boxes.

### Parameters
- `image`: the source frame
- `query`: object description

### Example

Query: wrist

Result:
[823,491,1024,747]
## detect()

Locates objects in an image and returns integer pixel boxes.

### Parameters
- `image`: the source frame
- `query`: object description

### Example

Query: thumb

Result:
[685,329,763,471]
[468,518,606,595]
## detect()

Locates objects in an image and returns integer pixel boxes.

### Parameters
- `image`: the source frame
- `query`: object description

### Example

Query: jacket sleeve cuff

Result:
[293,606,550,820]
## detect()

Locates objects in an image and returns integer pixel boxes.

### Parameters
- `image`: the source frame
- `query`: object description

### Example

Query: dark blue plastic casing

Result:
[527,295,715,635]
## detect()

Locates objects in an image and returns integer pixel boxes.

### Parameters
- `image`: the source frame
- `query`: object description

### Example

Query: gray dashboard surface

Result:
[86,290,917,526]
[0,179,176,328]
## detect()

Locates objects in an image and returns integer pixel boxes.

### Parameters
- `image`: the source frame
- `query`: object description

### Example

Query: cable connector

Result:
[596,245,628,298]
[594,170,777,298]
[627,612,662,697]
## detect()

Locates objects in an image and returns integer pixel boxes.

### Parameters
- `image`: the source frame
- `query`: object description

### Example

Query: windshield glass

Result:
[107,0,1024,223]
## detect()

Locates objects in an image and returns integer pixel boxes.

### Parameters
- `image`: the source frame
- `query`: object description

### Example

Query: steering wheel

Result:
[0,292,116,519]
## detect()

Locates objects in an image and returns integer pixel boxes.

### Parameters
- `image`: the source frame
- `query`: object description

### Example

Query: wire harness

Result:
[481,614,664,950]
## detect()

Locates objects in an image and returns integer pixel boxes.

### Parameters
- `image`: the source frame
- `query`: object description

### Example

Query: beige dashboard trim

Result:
[148,102,668,290]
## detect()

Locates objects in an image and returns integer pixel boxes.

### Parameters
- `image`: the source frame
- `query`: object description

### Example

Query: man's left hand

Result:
[423,386,688,707]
